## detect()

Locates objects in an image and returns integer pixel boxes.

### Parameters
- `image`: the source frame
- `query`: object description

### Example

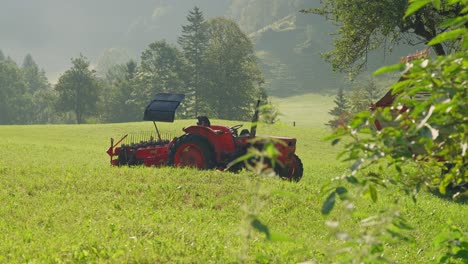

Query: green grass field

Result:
[271,93,335,128]
[0,94,466,263]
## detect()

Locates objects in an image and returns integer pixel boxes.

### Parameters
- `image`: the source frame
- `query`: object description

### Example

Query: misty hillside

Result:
[228,0,423,96]
[251,14,344,96]
[226,0,345,95]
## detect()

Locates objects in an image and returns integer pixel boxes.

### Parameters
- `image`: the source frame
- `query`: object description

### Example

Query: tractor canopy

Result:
[143,93,185,122]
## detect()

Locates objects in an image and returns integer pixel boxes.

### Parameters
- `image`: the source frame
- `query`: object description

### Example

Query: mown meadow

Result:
[0,95,466,263]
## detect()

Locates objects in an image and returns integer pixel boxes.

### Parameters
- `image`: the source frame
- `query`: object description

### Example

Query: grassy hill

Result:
[0,119,466,263]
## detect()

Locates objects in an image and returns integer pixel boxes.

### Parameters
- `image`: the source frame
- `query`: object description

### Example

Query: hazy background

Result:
[1,0,414,96]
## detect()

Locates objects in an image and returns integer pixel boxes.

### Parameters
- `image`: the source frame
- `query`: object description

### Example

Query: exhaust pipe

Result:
[250,100,261,138]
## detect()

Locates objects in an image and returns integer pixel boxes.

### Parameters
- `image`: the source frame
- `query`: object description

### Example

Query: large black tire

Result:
[168,134,216,169]
[278,154,304,182]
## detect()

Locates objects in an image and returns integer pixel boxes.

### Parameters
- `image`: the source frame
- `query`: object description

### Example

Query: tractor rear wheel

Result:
[279,154,303,182]
[168,134,216,169]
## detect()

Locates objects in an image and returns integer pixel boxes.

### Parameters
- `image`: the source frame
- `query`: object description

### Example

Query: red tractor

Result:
[106,93,303,182]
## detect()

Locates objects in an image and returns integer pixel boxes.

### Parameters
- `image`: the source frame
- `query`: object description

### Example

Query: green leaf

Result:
[369,184,378,202]
[251,218,271,240]
[428,29,467,45]
[331,138,340,146]
[321,192,336,215]
[346,176,359,184]
[336,186,348,195]
[454,250,468,259]
[440,15,468,28]
[336,186,349,200]
[439,182,448,195]
[373,63,404,76]
[396,165,402,173]
[462,6,468,14]
[405,0,432,18]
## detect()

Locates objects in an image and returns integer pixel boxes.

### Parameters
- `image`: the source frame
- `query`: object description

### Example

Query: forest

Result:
[0,8,269,125]
[0,0,412,125]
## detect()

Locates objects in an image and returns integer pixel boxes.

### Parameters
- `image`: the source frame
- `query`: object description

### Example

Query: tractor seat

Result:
[239,129,250,136]
[197,116,211,126]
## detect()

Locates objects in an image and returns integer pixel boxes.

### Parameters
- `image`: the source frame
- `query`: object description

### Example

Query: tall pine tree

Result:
[21,54,54,123]
[178,6,209,117]
[327,87,350,129]
[22,54,49,94]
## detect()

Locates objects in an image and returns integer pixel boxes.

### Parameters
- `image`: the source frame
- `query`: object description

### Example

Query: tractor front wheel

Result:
[279,154,303,182]
[168,134,216,169]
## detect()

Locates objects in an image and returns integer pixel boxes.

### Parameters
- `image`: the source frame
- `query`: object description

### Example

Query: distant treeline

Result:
[0,8,277,125]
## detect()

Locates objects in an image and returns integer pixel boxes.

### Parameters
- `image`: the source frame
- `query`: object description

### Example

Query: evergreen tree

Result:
[327,87,350,129]
[258,88,280,124]
[21,54,49,93]
[125,60,137,81]
[178,6,209,117]
[21,54,58,124]
[0,59,29,124]
[204,17,264,120]
[349,78,383,115]
[137,40,189,115]
[32,88,58,124]
[0,50,5,61]
[55,55,101,124]
[101,60,140,123]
